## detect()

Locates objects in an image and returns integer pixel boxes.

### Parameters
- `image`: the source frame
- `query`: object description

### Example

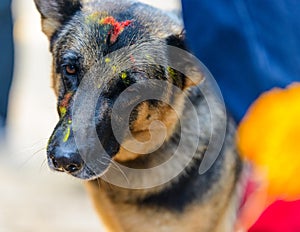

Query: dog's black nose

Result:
[50,153,84,173]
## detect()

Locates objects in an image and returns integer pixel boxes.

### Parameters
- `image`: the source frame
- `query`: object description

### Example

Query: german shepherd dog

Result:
[34,0,243,231]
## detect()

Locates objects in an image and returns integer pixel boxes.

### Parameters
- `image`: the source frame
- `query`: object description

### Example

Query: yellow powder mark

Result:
[63,126,71,143]
[85,12,101,23]
[167,66,177,80]
[59,106,67,118]
[99,18,106,25]
[112,65,117,74]
[105,58,111,63]
[85,11,109,24]
[146,54,155,64]
[121,72,127,80]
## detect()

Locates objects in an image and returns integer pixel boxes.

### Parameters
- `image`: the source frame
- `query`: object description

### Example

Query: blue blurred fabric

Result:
[0,0,14,128]
[181,0,300,122]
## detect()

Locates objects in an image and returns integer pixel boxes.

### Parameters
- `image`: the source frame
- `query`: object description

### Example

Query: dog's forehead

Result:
[52,13,143,65]
[51,1,183,72]
[52,1,182,48]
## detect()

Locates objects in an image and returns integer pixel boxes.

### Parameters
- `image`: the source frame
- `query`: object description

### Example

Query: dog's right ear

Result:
[166,32,205,90]
[34,0,81,39]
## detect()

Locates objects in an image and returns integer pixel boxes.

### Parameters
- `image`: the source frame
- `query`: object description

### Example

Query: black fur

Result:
[35,2,243,230]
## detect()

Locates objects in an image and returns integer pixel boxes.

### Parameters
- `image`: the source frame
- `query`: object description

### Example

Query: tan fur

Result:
[86,177,238,232]
[115,94,185,162]
[87,148,240,232]
[52,67,60,96]
[85,182,125,232]
[41,19,61,40]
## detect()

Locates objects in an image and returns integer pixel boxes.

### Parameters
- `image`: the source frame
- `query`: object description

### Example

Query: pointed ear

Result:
[166,32,205,90]
[34,0,82,39]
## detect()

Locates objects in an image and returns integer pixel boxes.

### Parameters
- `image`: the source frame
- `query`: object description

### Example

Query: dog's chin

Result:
[70,165,104,180]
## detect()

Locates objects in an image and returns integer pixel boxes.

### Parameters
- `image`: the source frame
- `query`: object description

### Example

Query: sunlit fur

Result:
[34,0,243,231]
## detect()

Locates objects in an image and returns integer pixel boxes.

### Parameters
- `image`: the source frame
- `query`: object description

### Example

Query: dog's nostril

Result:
[65,163,82,173]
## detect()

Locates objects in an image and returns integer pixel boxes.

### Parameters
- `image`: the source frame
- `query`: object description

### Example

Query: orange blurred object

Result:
[237,82,300,200]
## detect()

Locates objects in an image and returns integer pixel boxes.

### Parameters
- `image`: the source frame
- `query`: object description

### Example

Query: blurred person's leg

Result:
[181,0,300,123]
[0,0,14,133]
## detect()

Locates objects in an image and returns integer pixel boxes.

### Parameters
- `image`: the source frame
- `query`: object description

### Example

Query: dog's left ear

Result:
[34,0,82,39]
[166,32,205,90]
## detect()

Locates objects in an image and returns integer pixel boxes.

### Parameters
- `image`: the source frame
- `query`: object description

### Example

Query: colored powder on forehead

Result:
[99,16,133,44]
[145,54,155,64]
[86,12,101,23]
[105,57,111,63]
[112,65,118,74]
[85,11,108,24]
[130,55,135,63]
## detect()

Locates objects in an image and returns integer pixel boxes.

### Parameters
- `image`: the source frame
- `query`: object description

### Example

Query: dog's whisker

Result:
[39,158,47,173]
[18,147,47,169]
[102,157,130,185]
[32,147,47,156]
[21,138,48,153]
[102,173,114,191]
[110,159,130,185]
[95,157,130,184]
[96,176,102,190]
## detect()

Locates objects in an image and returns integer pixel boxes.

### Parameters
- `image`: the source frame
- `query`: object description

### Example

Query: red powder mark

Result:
[130,55,138,72]
[60,92,73,108]
[130,55,135,63]
[101,16,133,44]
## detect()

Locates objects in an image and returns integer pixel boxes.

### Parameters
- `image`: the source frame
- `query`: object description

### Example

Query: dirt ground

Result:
[0,1,180,232]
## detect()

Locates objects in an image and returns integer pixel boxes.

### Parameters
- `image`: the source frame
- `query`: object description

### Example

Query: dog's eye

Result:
[65,64,77,75]
[61,64,79,91]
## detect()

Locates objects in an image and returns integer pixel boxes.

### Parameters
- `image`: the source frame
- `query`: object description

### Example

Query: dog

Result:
[34,0,243,231]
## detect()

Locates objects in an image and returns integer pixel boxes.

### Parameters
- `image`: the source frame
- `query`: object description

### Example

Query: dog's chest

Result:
[86,181,237,232]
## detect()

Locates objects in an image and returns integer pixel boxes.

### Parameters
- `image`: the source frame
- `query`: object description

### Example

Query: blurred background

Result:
[0,0,180,231]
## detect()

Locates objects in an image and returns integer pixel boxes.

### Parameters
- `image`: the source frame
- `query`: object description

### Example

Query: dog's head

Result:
[35,0,203,180]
